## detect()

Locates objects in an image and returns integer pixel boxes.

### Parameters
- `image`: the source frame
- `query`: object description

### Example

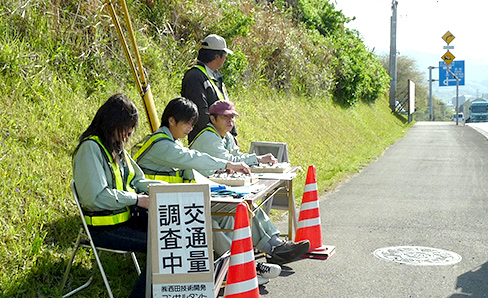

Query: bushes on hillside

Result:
[0,0,390,109]
[294,0,390,105]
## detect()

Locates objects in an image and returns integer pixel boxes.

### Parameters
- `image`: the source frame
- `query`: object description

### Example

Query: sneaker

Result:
[257,276,269,285]
[267,240,310,264]
[256,262,281,279]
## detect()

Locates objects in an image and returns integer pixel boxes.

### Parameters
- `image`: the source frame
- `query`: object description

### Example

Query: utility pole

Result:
[428,66,438,121]
[389,0,398,112]
[448,68,460,125]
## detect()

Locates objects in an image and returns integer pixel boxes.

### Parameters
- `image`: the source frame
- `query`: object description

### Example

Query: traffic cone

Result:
[224,202,260,298]
[295,165,328,252]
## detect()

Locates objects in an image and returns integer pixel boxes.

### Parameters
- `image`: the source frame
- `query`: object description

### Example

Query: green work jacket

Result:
[73,136,159,225]
[189,123,258,177]
[135,126,229,181]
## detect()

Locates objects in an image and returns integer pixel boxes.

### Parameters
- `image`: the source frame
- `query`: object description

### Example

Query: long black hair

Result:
[161,97,198,128]
[78,93,139,163]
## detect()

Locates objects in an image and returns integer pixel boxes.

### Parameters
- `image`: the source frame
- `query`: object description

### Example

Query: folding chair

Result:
[249,141,289,163]
[60,181,141,298]
[249,141,297,239]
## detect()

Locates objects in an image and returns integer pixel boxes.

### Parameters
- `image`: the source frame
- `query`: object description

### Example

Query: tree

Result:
[380,55,450,121]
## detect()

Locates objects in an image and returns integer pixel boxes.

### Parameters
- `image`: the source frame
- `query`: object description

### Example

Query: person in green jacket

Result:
[73,93,163,298]
[189,100,310,265]
[189,100,277,177]
[134,97,284,282]
[134,97,250,182]
[136,97,309,268]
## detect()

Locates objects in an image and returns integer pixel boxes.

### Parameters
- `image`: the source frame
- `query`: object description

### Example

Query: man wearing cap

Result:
[189,100,277,176]
[181,34,236,143]
[190,100,310,265]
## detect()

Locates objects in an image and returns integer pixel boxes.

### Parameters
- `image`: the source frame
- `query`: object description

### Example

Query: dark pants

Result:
[89,216,147,298]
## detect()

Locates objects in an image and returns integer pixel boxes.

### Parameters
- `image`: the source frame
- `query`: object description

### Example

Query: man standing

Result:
[181,34,235,143]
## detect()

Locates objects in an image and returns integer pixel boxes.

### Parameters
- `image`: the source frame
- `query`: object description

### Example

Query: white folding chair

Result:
[249,141,297,239]
[60,182,141,298]
[249,141,289,163]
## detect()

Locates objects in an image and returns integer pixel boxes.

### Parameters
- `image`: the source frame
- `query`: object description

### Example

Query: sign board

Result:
[408,79,415,116]
[441,51,455,65]
[439,61,465,86]
[442,31,455,44]
[147,183,214,298]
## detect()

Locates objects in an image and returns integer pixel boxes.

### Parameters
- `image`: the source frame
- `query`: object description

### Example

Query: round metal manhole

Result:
[373,246,462,266]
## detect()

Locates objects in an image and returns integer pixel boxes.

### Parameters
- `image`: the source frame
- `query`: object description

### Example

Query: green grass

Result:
[234,86,410,198]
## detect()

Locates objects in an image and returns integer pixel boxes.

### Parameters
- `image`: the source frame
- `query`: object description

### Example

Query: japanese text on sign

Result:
[438,61,465,86]
[156,192,210,275]
[153,282,213,298]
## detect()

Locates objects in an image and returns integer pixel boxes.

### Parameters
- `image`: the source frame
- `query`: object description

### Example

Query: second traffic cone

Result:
[224,202,259,298]
[295,165,328,252]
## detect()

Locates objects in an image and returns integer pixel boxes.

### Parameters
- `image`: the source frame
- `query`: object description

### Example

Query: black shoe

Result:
[267,240,310,264]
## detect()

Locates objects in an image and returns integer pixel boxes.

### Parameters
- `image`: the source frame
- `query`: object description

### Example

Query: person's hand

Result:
[258,153,278,164]
[136,194,149,209]
[226,162,251,175]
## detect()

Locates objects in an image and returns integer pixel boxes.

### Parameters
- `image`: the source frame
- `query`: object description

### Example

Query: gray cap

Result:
[201,34,233,54]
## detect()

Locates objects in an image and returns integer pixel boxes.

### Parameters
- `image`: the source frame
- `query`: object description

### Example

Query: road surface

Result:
[264,122,488,298]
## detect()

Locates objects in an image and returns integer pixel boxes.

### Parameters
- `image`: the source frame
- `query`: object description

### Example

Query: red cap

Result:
[209,101,239,116]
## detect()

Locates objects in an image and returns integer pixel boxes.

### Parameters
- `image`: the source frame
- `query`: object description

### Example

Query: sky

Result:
[334,0,488,99]
[335,0,487,62]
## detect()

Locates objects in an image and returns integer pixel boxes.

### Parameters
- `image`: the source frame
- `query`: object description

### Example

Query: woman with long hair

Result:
[73,93,161,297]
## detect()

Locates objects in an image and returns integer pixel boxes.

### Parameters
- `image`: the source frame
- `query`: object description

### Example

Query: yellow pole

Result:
[120,0,146,91]
[105,0,160,132]
[119,0,160,132]
[105,1,142,94]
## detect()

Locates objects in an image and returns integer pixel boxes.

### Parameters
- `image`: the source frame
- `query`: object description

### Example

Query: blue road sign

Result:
[439,60,465,86]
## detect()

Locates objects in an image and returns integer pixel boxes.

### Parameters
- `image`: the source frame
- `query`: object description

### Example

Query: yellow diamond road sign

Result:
[442,31,455,44]
[442,51,455,65]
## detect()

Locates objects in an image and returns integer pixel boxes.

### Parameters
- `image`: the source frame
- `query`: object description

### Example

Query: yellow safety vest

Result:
[194,65,230,101]
[82,136,135,226]
[188,125,221,148]
[132,132,185,183]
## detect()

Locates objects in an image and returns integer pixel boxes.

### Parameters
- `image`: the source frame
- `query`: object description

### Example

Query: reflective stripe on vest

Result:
[194,65,229,101]
[133,132,184,183]
[188,125,221,148]
[84,206,131,226]
[133,132,171,161]
[145,174,195,184]
[83,136,134,226]
[144,173,183,183]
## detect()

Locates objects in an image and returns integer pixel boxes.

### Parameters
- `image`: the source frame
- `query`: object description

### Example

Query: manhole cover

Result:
[373,246,462,266]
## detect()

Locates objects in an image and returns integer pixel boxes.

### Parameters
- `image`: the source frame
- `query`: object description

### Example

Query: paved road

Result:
[264,122,488,298]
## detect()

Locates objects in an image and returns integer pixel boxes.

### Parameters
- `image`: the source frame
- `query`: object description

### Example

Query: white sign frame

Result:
[146,183,214,298]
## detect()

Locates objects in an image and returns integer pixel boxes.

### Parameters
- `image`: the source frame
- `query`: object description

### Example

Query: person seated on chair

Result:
[132,97,278,282]
[72,93,162,298]
[134,97,310,272]
[189,100,309,265]
[189,100,277,175]
[132,97,250,183]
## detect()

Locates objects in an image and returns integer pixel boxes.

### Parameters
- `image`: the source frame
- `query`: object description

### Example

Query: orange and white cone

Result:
[224,202,260,298]
[295,165,328,252]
